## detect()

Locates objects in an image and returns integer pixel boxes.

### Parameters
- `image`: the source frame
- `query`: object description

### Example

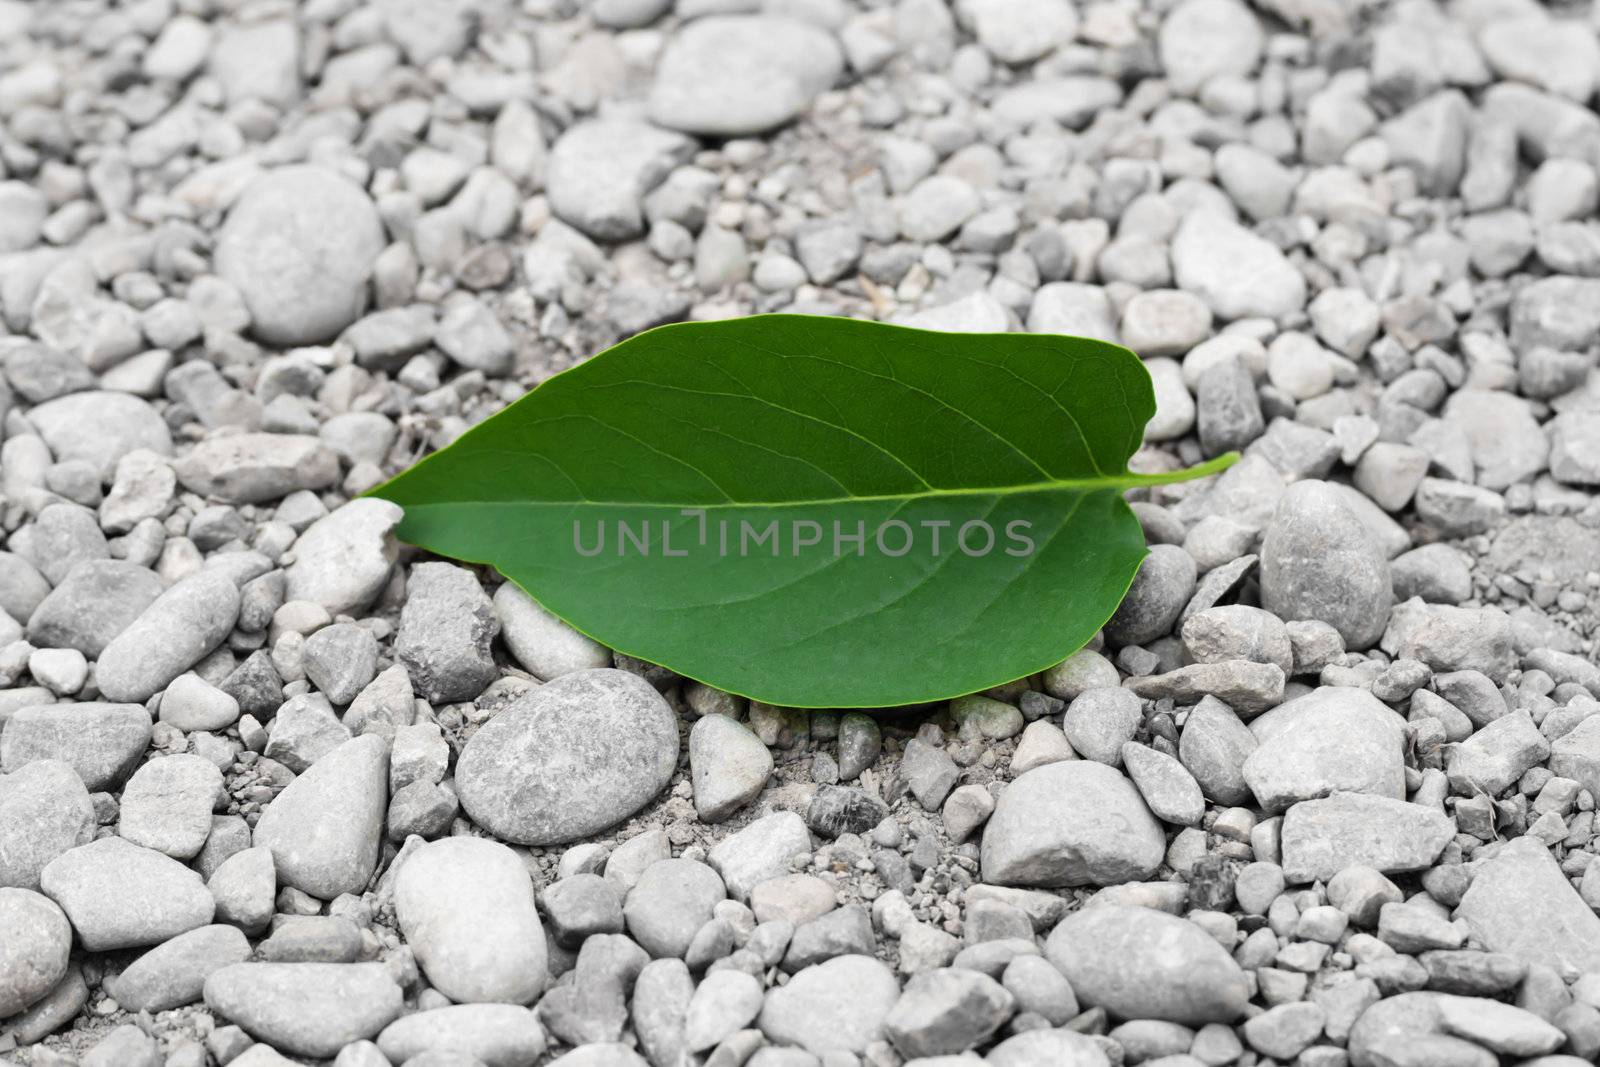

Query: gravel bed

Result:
[4,0,1600,1066]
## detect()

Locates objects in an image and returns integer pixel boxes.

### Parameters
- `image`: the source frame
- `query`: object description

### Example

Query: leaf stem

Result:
[1118,451,1240,487]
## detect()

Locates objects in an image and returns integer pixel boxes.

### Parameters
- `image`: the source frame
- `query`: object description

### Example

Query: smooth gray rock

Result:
[0,961,87,1046]
[493,582,610,681]
[284,499,403,615]
[882,967,1014,1058]
[1172,211,1306,320]
[537,933,649,1045]
[95,571,241,703]
[0,702,151,790]
[456,669,678,846]
[1160,0,1262,93]
[302,622,379,705]
[1179,695,1257,805]
[25,560,164,657]
[215,166,385,346]
[690,713,774,823]
[981,761,1164,887]
[253,734,388,900]
[1121,742,1205,826]
[0,887,71,1017]
[0,551,51,623]
[117,753,224,859]
[541,874,624,948]
[624,858,727,959]
[547,1046,649,1067]
[1260,480,1392,649]
[1182,605,1293,674]
[1062,687,1143,765]
[15,503,108,586]
[203,962,403,1058]
[684,969,763,1052]
[987,1029,1111,1067]
[1045,906,1249,1024]
[40,837,215,950]
[110,924,251,1012]
[1381,599,1516,682]
[757,954,900,1056]
[1104,544,1197,646]
[545,120,694,241]
[28,392,172,479]
[394,836,548,1005]
[207,846,275,934]
[1347,992,1495,1067]
[377,1004,548,1067]
[632,958,693,1067]
[1449,710,1549,795]
[649,16,842,137]
[0,758,95,890]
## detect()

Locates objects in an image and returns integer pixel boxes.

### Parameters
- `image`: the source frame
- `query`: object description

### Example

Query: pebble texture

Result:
[2,0,1600,1063]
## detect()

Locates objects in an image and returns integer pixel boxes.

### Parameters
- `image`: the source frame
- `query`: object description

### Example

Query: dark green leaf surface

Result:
[369,315,1234,707]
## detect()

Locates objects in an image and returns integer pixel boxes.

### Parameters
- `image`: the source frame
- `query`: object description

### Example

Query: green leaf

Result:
[369,315,1233,708]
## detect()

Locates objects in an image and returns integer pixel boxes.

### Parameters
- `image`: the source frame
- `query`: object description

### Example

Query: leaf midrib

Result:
[391,451,1238,512]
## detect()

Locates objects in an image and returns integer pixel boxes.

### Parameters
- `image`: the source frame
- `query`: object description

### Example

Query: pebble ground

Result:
[5,0,1600,1066]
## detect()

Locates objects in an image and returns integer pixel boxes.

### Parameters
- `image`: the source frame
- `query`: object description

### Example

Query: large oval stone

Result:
[39,837,214,950]
[203,962,402,1058]
[1045,905,1249,1024]
[214,166,385,346]
[456,669,678,846]
[393,836,548,1005]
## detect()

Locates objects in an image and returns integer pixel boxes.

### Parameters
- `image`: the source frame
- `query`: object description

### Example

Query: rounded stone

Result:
[95,571,242,704]
[980,761,1165,887]
[25,559,165,658]
[0,702,153,792]
[0,888,71,1017]
[456,668,679,846]
[109,924,251,1013]
[283,499,403,616]
[203,962,403,1059]
[0,759,96,890]
[117,754,225,859]
[1104,544,1197,646]
[27,392,173,480]
[648,16,843,138]
[1260,480,1393,650]
[689,713,774,823]
[757,954,900,1056]
[39,837,215,951]
[492,582,610,681]
[377,1004,547,1067]
[1045,905,1250,1024]
[393,837,548,1005]
[623,859,728,959]
[252,735,388,900]
[215,166,386,346]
